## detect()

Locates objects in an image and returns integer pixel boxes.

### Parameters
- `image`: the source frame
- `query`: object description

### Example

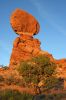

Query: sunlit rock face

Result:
[9,34,41,67]
[9,8,54,67]
[10,8,40,36]
[9,9,41,67]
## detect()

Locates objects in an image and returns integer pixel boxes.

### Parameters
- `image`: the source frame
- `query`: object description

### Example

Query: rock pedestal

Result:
[9,34,41,67]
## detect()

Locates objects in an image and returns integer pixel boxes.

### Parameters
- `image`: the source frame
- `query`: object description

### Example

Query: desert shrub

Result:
[1,89,66,100]
[33,93,66,100]
[2,66,8,70]
[33,94,45,100]
[17,55,59,94]
[44,76,60,90]
[55,78,64,90]
[20,92,33,100]
[0,75,4,82]
[32,93,66,100]
[45,93,66,100]
[0,89,33,100]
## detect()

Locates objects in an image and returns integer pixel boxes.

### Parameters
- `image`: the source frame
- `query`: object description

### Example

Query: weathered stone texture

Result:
[10,9,40,36]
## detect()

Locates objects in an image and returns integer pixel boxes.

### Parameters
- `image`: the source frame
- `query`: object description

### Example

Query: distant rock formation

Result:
[0,65,3,68]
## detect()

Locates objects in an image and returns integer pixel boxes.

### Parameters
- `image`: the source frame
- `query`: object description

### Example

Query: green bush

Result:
[44,76,60,90]
[0,89,66,100]
[45,93,66,100]
[2,66,8,70]
[17,55,59,94]
[0,89,33,100]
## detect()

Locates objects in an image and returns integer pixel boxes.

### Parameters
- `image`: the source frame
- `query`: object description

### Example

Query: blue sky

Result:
[0,0,66,65]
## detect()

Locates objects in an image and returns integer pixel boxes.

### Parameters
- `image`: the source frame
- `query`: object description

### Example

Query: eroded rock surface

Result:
[9,8,54,67]
[10,8,42,67]
[9,34,41,67]
[10,9,40,36]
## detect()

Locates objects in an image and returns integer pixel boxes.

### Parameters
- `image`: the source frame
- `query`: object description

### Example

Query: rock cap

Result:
[10,8,40,36]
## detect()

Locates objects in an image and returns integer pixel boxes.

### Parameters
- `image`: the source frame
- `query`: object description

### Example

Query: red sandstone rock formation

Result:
[1,8,66,92]
[10,9,40,36]
[10,8,55,67]
[10,34,41,67]
[9,8,53,67]
[9,9,40,67]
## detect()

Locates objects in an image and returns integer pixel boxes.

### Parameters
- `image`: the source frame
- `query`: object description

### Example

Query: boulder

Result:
[10,9,40,36]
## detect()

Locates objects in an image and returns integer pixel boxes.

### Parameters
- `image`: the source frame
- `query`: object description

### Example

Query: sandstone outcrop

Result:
[1,8,66,95]
[9,9,54,67]
[10,9,40,36]
[10,8,52,67]
[10,34,41,67]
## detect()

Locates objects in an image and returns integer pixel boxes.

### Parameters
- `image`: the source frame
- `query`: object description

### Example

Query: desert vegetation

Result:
[0,89,33,100]
[17,55,62,94]
[0,89,66,100]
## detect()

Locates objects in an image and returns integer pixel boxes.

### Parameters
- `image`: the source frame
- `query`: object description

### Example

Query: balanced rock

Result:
[10,9,40,36]
[9,9,54,67]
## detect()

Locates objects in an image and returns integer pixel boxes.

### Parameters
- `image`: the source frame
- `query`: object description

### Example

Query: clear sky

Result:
[0,0,66,66]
